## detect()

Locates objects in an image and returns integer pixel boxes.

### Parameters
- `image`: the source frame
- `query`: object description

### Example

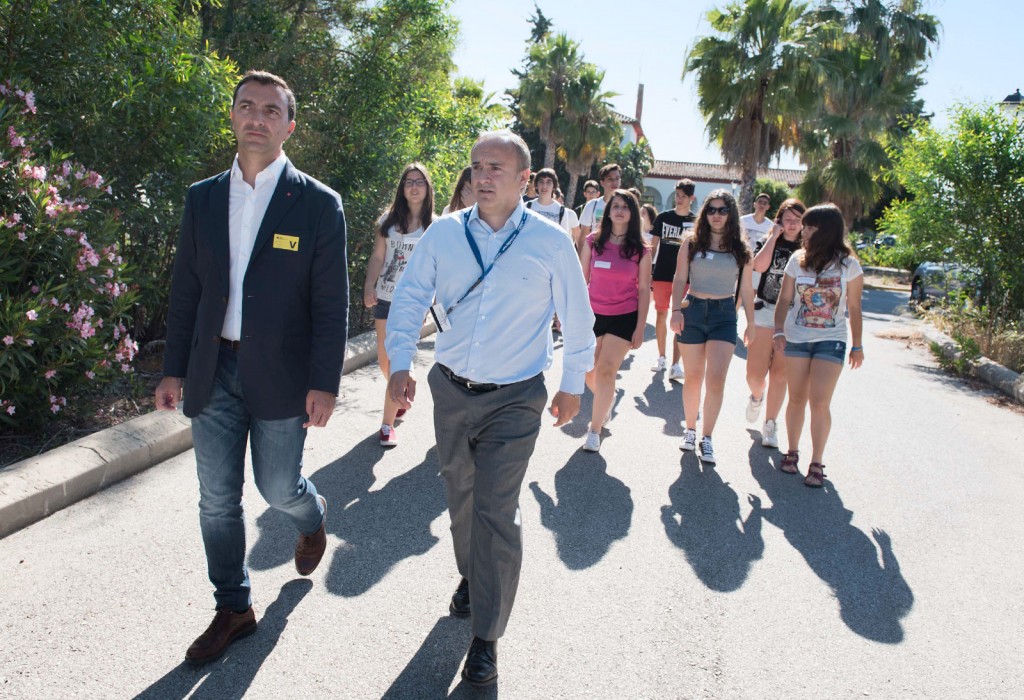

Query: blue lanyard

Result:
[446,209,529,315]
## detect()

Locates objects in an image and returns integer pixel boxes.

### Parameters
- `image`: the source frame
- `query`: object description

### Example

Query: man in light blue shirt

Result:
[386,130,595,687]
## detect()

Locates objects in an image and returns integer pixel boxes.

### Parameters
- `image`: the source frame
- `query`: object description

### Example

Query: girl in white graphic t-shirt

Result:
[772,203,864,487]
[364,163,436,447]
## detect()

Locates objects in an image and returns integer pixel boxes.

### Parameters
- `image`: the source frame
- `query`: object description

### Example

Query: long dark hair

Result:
[446,165,472,212]
[800,203,855,273]
[594,191,647,261]
[688,189,750,266]
[774,197,806,244]
[380,162,436,236]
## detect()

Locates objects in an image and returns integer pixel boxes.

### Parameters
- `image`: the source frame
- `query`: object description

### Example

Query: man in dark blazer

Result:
[155,71,348,665]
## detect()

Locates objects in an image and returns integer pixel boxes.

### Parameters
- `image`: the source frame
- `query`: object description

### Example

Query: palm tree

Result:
[797,0,939,225]
[556,63,619,206]
[684,0,821,213]
[518,33,583,169]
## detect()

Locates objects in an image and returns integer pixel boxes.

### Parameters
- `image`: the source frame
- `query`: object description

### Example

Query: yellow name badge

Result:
[273,234,300,252]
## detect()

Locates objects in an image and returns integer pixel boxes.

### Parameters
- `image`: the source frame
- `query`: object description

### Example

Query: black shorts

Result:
[372,299,391,321]
[594,310,639,342]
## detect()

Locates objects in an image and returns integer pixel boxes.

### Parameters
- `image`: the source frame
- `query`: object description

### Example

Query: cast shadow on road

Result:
[247,437,447,598]
[561,387,624,439]
[133,579,312,700]
[529,451,633,570]
[633,372,684,436]
[380,616,495,699]
[747,433,914,643]
[661,452,764,592]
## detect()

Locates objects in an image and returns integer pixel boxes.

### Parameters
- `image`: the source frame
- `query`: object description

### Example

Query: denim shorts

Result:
[785,339,846,365]
[675,296,737,345]
[372,299,391,321]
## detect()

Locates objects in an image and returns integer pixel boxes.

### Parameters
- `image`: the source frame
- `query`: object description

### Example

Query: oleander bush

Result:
[0,84,137,430]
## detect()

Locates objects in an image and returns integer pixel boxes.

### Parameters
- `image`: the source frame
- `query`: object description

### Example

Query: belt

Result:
[219,337,241,351]
[438,364,505,393]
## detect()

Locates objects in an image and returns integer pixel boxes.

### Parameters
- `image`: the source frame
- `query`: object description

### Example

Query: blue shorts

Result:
[675,296,737,345]
[372,299,391,321]
[785,339,846,365]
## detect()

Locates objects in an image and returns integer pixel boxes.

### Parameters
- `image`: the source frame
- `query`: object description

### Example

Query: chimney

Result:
[635,83,644,123]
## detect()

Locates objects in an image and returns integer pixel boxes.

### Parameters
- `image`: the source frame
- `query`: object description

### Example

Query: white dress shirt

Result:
[221,152,288,340]
[386,201,596,394]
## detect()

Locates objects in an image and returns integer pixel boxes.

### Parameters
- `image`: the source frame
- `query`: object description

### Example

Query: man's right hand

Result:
[155,377,184,411]
[387,370,416,409]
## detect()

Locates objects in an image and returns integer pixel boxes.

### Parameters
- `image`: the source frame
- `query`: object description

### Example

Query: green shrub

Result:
[0,84,137,429]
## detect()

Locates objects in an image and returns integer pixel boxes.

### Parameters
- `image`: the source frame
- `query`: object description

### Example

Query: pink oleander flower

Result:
[7,126,25,148]
[6,405,15,415]
[121,364,132,373]
[84,370,95,379]
[50,298,58,306]
[2,335,13,346]
[23,91,36,114]
[17,231,26,241]
[30,285,39,293]
[26,309,37,320]
[45,369,56,379]
[82,171,104,189]
[50,404,61,414]
[23,338,33,346]
[21,164,46,181]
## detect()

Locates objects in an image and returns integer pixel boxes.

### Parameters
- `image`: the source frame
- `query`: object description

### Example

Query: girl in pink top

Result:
[579,191,652,453]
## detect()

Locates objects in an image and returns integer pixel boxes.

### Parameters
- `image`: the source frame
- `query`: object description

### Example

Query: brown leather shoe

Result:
[295,495,327,576]
[185,607,257,665]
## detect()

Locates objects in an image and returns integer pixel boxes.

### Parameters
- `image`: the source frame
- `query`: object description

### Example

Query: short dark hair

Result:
[755,192,771,202]
[676,179,695,196]
[534,167,558,188]
[233,70,296,121]
[598,163,621,180]
[583,180,599,192]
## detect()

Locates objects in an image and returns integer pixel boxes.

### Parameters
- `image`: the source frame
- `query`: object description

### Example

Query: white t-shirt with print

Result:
[375,222,425,302]
[783,254,863,344]
[579,197,607,231]
[740,214,774,249]
[527,199,579,236]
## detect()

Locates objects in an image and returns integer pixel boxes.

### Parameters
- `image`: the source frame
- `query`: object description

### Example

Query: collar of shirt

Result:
[230,151,288,191]
[465,199,527,237]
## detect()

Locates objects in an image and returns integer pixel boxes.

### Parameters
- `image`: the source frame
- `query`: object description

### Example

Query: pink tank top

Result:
[586,233,649,315]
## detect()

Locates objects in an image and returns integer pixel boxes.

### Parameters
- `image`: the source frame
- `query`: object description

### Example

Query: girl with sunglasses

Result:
[670,190,755,463]
[364,163,436,447]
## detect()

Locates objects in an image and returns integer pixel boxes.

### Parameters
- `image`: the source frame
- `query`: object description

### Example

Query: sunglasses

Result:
[705,206,730,216]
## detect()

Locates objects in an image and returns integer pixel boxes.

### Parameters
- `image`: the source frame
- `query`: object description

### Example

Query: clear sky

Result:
[450,0,1021,170]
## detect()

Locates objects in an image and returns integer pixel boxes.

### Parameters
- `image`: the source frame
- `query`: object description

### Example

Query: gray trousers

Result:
[427,363,547,640]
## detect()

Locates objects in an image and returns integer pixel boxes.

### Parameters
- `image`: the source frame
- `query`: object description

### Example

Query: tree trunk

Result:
[739,164,757,215]
[566,171,580,209]
[544,134,556,169]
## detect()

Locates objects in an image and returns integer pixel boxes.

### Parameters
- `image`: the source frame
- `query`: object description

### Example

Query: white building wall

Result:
[643,176,740,213]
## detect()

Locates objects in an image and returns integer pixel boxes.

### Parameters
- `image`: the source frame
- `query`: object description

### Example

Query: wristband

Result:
[773,332,785,339]
[774,327,784,333]
[851,346,863,352]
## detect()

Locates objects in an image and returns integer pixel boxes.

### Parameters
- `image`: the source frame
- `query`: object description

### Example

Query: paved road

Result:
[2,289,1022,699]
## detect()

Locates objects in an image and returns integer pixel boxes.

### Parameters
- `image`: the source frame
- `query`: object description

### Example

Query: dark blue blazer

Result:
[163,160,349,420]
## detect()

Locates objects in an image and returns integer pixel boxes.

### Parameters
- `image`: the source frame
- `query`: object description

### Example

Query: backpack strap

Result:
[526,200,534,210]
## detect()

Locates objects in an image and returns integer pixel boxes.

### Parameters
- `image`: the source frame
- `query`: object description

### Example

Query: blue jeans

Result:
[191,345,324,611]
[785,339,847,365]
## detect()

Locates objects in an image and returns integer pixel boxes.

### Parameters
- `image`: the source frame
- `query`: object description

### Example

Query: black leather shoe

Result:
[449,578,470,618]
[461,636,497,687]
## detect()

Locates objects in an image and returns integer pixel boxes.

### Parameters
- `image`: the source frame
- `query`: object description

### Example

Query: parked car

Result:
[910,260,980,303]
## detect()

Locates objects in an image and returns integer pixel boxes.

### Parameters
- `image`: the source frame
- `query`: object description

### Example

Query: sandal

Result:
[780,451,799,474]
[804,462,826,488]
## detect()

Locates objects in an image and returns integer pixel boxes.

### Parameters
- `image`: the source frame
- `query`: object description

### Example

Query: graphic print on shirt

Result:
[794,270,842,329]
[377,238,416,297]
[659,220,692,247]
[760,247,791,303]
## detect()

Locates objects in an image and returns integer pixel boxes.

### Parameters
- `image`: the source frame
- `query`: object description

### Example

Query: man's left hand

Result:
[549,391,580,427]
[304,389,337,428]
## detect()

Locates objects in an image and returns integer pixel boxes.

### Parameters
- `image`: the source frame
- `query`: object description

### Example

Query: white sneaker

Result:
[582,431,602,452]
[761,419,779,448]
[651,356,667,372]
[699,435,716,463]
[680,428,697,452]
[379,424,398,447]
[669,363,685,382]
[745,394,764,423]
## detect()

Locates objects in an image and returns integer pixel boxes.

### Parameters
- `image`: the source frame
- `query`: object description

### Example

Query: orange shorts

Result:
[652,281,687,312]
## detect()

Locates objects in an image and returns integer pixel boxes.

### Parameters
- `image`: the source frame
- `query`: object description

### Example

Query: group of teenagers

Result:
[157,68,864,686]
[365,163,865,490]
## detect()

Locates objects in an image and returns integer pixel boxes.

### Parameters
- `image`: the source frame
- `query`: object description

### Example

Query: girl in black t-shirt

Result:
[743,198,805,449]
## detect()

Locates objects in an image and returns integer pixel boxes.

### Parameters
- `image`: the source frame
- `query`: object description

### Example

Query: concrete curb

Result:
[920,326,1024,405]
[0,323,436,540]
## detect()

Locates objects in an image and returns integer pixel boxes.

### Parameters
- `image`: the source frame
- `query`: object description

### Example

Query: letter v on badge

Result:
[273,234,299,251]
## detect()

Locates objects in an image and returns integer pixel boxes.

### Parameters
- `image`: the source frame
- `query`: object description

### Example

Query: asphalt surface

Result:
[1,288,1022,699]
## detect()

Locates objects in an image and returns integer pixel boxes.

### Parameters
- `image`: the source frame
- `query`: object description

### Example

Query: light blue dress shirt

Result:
[385,201,596,394]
